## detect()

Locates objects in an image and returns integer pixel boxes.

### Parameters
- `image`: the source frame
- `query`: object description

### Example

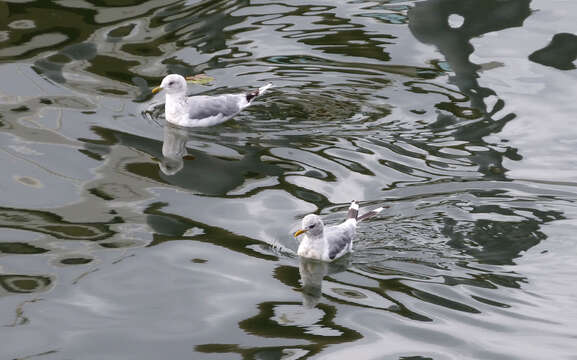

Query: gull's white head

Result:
[294,214,324,238]
[153,74,187,95]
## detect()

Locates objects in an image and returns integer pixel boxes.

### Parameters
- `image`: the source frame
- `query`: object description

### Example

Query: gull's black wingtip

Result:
[347,200,359,220]
[246,83,273,102]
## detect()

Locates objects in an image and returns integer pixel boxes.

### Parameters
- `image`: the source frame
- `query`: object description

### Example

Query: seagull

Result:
[152,74,272,127]
[294,201,384,262]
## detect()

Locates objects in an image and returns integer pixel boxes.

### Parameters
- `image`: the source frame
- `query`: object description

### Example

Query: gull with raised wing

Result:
[294,201,384,262]
[152,74,272,127]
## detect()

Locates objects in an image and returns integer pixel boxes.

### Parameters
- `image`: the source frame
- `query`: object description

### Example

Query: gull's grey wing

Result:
[325,224,355,260]
[187,94,243,120]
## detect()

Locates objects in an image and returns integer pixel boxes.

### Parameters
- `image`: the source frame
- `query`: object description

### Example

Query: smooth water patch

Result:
[0,0,577,359]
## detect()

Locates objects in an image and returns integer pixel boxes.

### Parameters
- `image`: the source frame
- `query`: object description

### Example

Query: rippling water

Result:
[1,0,577,359]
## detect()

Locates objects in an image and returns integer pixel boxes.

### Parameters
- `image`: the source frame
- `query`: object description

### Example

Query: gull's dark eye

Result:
[168,81,175,86]
[309,224,316,229]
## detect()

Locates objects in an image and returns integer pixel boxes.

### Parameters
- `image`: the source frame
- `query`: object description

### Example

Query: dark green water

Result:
[1,0,577,359]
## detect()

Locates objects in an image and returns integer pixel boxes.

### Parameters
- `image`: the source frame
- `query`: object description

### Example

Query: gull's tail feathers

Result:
[357,206,385,222]
[347,200,359,220]
[246,83,273,102]
[259,83,273,94]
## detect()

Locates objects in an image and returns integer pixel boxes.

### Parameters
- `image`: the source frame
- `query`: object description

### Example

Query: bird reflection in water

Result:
[299,256,350,309]
[156,124,282,194]
[160,124,189,175]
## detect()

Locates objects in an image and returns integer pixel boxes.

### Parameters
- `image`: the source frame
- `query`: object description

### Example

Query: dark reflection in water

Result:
[407,0,528,182]
[408,0,528,180]
[159,124,283,185]
[0,206,117,241]
[277,260,433,321]
[34,43,98,84]
[144,202,278,260]
[441,191,565,265]
[1,0,257,96]
[404,0,569,267]
[1,0,576,358]
[196,343,313,360]
[58,257,93,265]
[0,242,48,255]
[196,299,362,359]
[409,0,531,112]
[529,33,577,70]
[85,125,283,195]
[0,274,52,296]
[160,124,188,175]
[298,257,349,309]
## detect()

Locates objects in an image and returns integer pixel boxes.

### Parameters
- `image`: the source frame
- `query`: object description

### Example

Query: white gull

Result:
[294,201,384,262]
[152,74,272,127]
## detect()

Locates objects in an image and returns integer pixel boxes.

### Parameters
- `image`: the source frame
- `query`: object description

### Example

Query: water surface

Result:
[1,0,577,359]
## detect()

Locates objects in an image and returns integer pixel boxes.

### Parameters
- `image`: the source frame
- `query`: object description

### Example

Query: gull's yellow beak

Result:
[294,229,308,237]
[151,86,163,94]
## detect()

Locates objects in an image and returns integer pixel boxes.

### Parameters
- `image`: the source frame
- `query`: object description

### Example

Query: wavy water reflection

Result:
[1,0,577,359]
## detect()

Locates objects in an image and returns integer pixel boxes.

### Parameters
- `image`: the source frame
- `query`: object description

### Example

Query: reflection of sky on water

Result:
[0,0,573,273]
[0,0,577,359]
